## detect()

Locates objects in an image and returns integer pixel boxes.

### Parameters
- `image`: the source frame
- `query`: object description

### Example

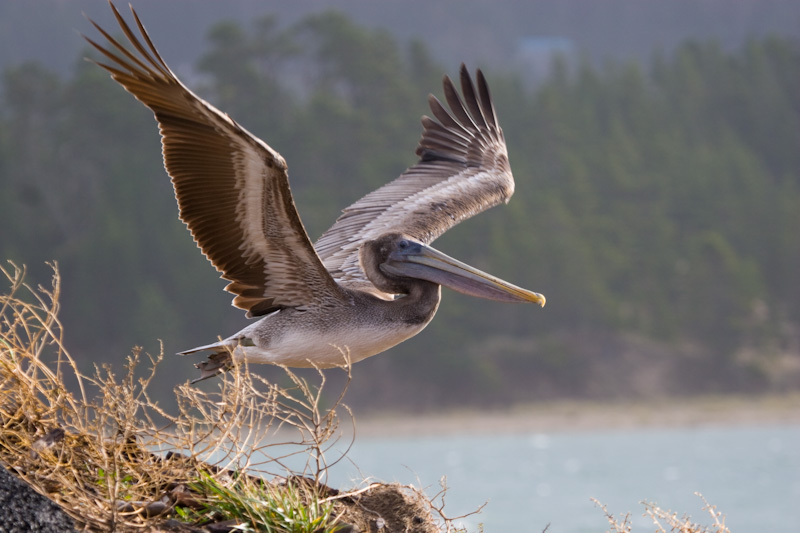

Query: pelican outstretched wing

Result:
[86,4,344,317]
[314,66,515,289]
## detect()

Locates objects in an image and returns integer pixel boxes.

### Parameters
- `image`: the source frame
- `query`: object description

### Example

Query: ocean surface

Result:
[322,423,800,532]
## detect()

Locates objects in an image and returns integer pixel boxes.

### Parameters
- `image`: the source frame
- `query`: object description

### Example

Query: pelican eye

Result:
[398,239,410,249]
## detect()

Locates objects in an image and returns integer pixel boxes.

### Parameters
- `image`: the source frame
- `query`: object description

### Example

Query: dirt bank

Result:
[355,393,800,438]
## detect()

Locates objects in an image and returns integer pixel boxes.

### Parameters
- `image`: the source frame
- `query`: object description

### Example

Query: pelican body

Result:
[86,4,546,382]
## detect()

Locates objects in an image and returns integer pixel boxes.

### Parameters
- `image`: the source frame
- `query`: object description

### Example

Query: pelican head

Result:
[361,233,545,306]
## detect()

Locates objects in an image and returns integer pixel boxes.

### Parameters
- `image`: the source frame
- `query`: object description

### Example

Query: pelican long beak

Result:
[381,243,546,306]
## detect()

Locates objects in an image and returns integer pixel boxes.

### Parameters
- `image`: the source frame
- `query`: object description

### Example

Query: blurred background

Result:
[1,0,799,413]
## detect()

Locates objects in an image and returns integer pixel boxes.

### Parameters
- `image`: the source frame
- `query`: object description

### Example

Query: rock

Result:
[0,466,76,532]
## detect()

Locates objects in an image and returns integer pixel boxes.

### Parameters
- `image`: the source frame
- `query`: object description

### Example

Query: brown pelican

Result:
[86,4,545,382]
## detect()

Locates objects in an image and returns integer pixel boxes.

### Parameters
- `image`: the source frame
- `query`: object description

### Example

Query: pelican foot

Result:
[190,351,233,384]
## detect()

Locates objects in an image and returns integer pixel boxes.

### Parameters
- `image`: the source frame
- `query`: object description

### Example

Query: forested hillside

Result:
[1,12,798,410]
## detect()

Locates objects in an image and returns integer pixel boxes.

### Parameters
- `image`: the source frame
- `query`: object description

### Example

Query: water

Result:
[323,424,800,532]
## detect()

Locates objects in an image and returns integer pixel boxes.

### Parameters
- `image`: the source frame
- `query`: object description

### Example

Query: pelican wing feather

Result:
[86,4,344,317]
[314,65,515,288]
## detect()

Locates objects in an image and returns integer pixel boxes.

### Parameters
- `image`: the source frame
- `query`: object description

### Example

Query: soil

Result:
[0,456,442,533]
[336,483,440,533]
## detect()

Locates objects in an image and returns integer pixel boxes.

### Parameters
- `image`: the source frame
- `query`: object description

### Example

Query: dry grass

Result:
[593,494,730,533]
[0,262,461,532]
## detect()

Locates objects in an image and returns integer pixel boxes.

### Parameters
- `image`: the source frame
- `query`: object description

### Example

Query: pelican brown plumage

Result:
[85,3,546,383]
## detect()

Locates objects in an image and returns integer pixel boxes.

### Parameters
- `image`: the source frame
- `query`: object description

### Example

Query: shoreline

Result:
[353,393,800,438]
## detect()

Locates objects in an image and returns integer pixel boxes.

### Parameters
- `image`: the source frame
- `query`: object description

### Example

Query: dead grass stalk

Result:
[0,262,357,531]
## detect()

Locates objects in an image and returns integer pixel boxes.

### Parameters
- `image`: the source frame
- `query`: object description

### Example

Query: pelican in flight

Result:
[86,4,545,382]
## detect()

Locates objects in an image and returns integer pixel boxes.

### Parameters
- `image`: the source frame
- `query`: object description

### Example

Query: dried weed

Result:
[592,493,731,533]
